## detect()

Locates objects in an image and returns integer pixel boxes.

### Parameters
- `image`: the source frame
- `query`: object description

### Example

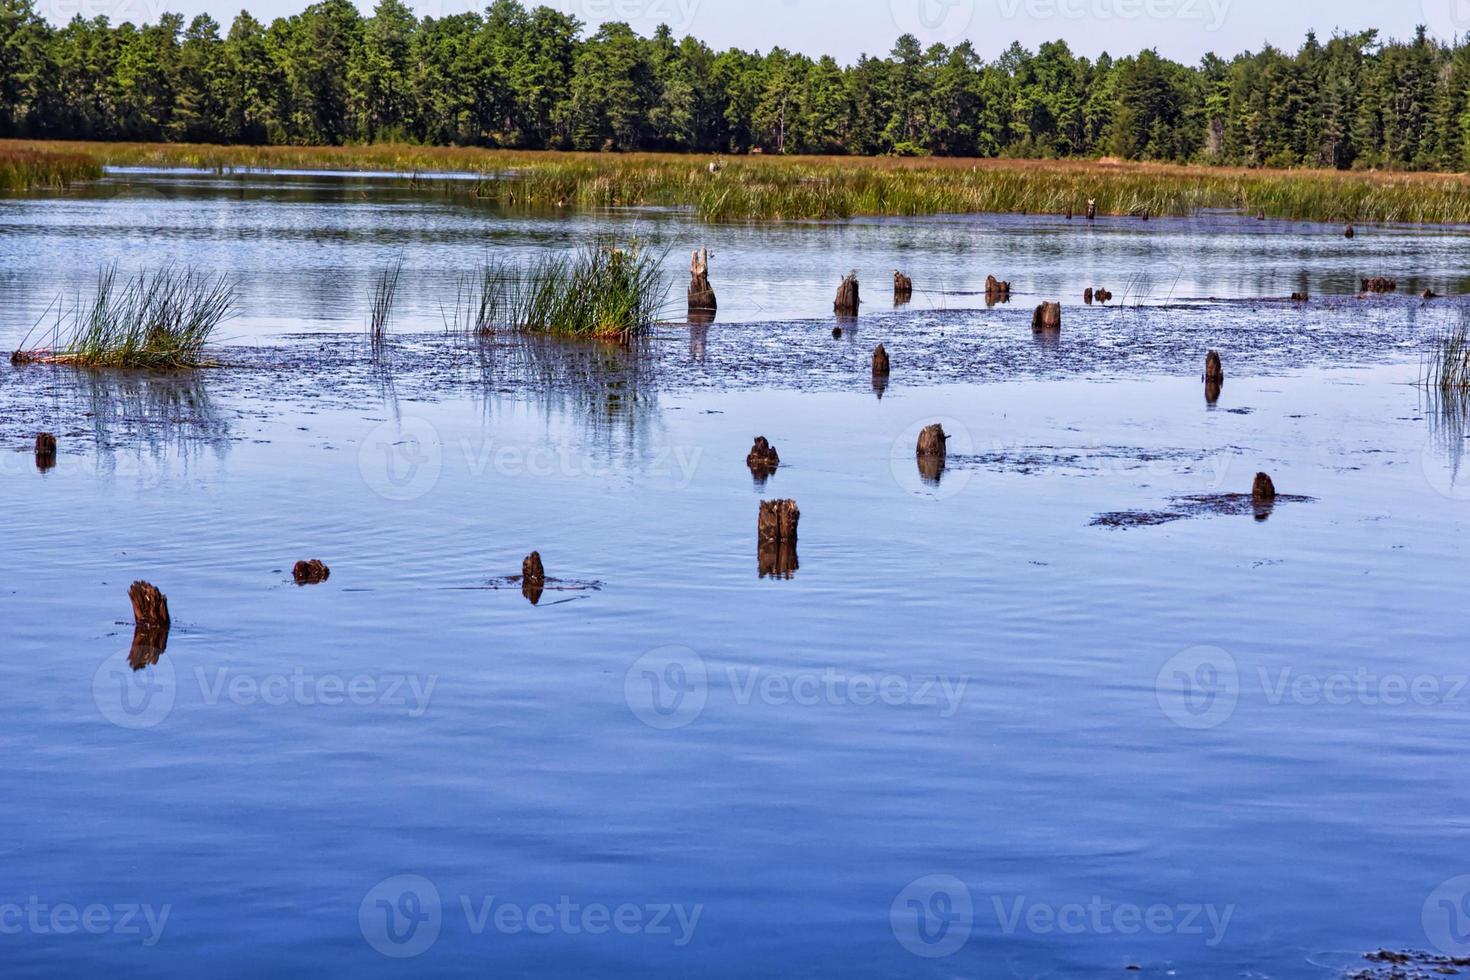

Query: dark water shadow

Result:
[1092,493,1314,528]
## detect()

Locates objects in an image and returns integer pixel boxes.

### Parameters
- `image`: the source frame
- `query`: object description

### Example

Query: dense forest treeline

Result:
[2,0,1469,171]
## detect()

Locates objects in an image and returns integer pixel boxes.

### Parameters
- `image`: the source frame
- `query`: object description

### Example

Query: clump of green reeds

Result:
[368,254,404,350]
[1424,313,1470,391]
[12,265,236,369]
[446,243,668,341]
[0,148,102,191]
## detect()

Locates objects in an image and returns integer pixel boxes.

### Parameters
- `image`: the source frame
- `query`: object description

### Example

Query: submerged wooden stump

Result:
[984,275,1011,305]
[1086,198,1097,220]
[916,423,948,460]
[1345,225,1355,239]
[1031,302,1061,332]
[747,436,780,473]
[522,551,546,587]
[1084,287,1093,305]
[893,271,913,303]
[292,559,331,585]
[1252,472,1277,502]
[35,432,56,472]
[871,344,890,377]
[1423,289,1438,300]
[1361,277,1397,294]
[1291,291,1309,302]
[129,581,171,629]
[758,499,800,544]
[1094,288,1112,304]
[688,247,717,314]
[834,273,860,316]
[1204,350,1224,385]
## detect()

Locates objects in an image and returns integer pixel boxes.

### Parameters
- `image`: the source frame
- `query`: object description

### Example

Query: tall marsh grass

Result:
[14,139,1470,225]
[0,148,102,190]
[445,244,668,341]
[1424,313,1470,391]
[368,254,404,350]
[12,266,236,369]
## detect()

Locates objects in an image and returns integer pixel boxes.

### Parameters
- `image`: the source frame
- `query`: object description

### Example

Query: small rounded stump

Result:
[1291,291,1309,302]
[292,559,331,585]
[1345,225,1355,239]
[1423,289,1438,300]
[1084,287,1094,305]
[834,274,860,316]
[1031,302,1061,332]
[747,436,780,472]
[1361,277,1397,294]
[872,344,890,377]
[916,423,949,460]
[129,581,171,629]
[522,551,546,587]
[1204,350,1224,385]
[757,499,800,544]
[1094,288,1113,304]
[893,271,913,303]
[984,275,1011,305]
[1252,472,1277,502]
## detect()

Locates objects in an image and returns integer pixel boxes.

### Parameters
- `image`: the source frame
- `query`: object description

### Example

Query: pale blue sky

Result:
[34,0,1468,62]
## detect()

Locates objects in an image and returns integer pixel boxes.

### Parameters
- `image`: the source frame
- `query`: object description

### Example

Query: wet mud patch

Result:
[1348,949,1470,979]
[1091,492,1314,528]
[952,444,1241,477]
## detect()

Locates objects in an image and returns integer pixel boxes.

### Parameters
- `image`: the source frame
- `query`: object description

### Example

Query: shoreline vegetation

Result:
[0,147,102,191]
[8,140,1470,225]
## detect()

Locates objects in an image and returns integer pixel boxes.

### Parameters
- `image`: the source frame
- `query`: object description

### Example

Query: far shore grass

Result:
[6,139,1470,226]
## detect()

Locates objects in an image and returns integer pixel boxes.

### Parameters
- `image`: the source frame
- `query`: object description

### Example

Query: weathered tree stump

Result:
[1204,350,1224,385]
[688,247,717,314]
[1344,225,1355,239]
[35,432,56,472]
[1252,472,1277,502]
[1086,198,1097,220]
[831,325,843,339]
[747,436,780,473]
[1084,287,1094,305]
[834,273,860,316]
[984,275,1011,305]
[292,559,331,585]
[129,581,171,629]
[893,271,913,303]
[1094,288,1113,304]
[1423,289,1438,300]
[1361,277,1397,294]
[522,551,546,587]
[758,539,799,579]
[758,499,800,544]
[1031,302,1061,332]
[871,344,890,377]
[1291,291,1309,302]
[916,423,949,460]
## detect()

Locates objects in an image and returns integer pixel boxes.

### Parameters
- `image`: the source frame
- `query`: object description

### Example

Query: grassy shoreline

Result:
[0,147,103,191]
[7,139,1470,226]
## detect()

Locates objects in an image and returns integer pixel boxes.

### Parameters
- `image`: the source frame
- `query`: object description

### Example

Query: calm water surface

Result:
[2,172,1470,978]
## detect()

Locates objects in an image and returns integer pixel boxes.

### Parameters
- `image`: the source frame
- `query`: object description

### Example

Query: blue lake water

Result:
[3,171,1470,978]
